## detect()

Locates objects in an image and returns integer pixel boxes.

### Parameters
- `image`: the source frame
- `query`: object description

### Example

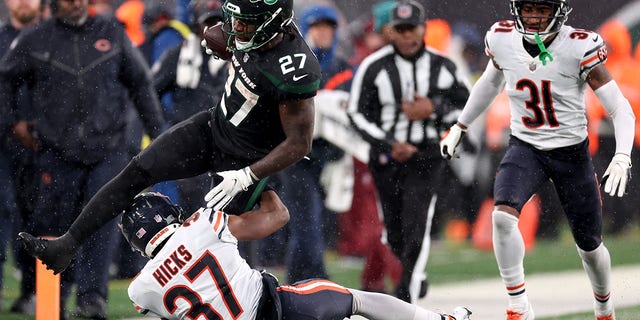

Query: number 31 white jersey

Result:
[128,209,264,320]
[485,21,607,150]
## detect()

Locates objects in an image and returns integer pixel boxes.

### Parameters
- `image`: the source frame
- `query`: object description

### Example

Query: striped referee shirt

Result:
[348,45,470,155]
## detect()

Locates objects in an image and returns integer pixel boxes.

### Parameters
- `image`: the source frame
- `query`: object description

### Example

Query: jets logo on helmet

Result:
[510,0,572,43]
[221,0,293,52]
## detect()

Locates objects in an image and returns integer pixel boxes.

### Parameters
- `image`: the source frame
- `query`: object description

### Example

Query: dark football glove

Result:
[18,232,80,274]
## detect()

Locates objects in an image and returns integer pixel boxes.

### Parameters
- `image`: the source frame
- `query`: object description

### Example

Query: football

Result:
[202,22,233,61]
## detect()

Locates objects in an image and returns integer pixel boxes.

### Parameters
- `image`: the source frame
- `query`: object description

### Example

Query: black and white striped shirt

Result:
[348,45,469,156]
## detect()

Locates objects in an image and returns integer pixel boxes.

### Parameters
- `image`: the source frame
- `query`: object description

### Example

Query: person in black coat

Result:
[0,0,166,317]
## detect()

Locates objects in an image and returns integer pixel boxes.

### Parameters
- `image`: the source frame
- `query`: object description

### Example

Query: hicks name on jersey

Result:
[152,244,193,287]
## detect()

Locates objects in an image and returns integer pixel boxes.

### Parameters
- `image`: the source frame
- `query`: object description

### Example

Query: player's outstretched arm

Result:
[587,64,635,197]
[17,232,81,274]
[204,97,314,210]
[227,190,290,240]
[457,61,505,128]
[440,62,504,160]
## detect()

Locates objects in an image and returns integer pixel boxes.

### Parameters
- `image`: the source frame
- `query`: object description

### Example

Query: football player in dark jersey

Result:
[18,0,322,275]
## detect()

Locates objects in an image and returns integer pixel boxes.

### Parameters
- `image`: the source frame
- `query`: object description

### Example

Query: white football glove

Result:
[602,153,632,197]
[205,167,257,210]
[440,124,466,160]
[200,26,215,56]
[200,39,214,55]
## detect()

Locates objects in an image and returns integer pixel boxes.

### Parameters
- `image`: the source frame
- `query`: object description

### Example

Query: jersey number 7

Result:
[517,79,559,129]
[222,66,259,127]
[163,250,243,319]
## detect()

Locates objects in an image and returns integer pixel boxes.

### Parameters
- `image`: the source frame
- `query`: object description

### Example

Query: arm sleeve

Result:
[594,80,635,155]
[457,61,505,127]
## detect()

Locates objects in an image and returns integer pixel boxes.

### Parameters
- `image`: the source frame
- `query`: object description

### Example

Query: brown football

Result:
[203,22,233,61]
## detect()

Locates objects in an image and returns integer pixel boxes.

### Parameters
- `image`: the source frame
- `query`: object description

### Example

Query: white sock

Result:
[577,243,614,317]
[492,210,529,312]
[349,289,443,320]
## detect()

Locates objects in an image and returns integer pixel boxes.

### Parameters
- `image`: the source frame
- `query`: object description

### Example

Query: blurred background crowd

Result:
[0,0,639,318]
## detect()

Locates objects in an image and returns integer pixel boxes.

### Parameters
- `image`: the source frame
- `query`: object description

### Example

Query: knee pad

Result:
[492,210,519,232]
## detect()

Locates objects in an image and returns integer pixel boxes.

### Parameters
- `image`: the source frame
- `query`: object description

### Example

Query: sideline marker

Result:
[36,254,60,320]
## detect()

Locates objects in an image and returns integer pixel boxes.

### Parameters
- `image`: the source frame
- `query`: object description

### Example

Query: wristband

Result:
[244,166,259,182]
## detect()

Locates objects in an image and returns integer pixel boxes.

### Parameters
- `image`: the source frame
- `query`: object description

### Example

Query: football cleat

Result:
[18,232,78,274]
[506,304,534,320]
[448,306,472,319]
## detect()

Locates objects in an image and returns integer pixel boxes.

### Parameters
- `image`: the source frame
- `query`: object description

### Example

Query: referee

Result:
[348,0,469,303]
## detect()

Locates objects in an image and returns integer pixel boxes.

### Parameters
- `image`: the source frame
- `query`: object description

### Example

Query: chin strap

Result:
[535,33,554,66]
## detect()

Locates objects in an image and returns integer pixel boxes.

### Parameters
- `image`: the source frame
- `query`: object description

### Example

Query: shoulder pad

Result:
[489,20,517,34]
[485,20,517,59]
[568,28,607,78]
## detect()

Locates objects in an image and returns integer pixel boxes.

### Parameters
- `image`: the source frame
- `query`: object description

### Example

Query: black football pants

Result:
[368,153,444,303]
[68,111,249,242]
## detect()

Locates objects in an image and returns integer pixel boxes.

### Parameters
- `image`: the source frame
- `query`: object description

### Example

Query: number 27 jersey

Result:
[485,21,607,150]
[211,28,321,161]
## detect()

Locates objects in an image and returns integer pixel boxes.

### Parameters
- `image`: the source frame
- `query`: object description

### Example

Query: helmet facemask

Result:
[222,0,294,52]
[510,0,571,43]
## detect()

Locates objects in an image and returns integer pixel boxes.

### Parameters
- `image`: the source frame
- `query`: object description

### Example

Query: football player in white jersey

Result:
[120,192,472,320]
[439,0,634,319]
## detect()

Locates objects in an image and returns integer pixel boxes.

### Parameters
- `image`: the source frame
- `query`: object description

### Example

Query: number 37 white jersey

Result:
[485,21,607,150]
[128,209,264,320]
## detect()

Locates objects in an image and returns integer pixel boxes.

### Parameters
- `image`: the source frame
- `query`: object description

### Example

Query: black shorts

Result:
[494,136,603,250]
[135,111,251,183]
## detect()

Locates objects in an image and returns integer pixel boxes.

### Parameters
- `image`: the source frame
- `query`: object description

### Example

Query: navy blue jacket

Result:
[0,16,166,164]
[0,23,22,140]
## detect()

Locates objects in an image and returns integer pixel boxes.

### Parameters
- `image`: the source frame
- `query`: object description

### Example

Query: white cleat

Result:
[449,306,472,320]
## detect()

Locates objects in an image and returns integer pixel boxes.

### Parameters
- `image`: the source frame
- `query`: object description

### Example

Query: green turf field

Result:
[1,227,638,319]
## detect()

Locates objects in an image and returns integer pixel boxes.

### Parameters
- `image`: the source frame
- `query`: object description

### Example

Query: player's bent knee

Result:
[575,235,602,253]
[495,204,519,216]
[492,210,519,232]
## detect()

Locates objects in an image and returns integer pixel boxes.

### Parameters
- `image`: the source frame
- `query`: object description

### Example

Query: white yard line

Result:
[414,264,640,319]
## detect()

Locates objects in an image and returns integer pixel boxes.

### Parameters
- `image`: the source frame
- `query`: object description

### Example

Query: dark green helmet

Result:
[222,0,294,51]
